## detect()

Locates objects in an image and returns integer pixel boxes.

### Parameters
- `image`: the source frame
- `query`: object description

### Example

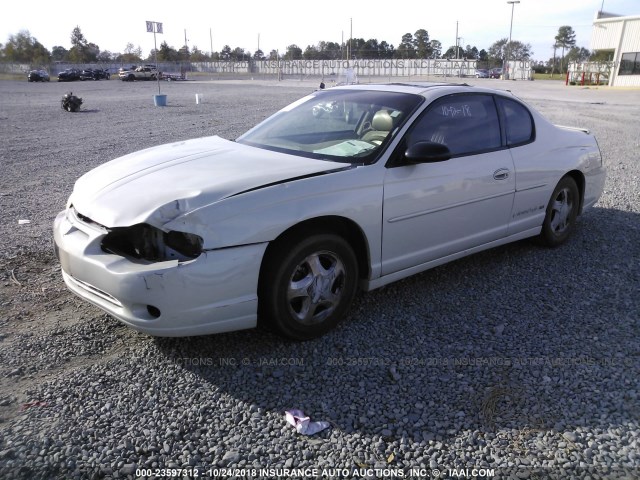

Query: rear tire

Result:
[539,176,579,247]
[260,233,358,340]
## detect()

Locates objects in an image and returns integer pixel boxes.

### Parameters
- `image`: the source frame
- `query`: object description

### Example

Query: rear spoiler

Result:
[555,124,590,134]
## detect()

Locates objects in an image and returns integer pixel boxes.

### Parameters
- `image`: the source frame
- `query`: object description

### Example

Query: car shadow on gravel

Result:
[150,206,639,447]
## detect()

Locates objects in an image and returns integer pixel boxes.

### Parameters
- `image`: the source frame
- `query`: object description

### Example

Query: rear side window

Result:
[404,94,502,157]
[497,97,534,146]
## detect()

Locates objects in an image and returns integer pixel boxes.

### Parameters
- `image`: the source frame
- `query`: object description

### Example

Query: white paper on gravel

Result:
[285,409,330,435]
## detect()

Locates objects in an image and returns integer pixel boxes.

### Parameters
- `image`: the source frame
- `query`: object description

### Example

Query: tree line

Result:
[1,25,599,73]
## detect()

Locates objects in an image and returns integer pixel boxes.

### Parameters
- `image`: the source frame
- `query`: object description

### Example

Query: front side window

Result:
[403,94,502,157]
[237,90,423,163]
[619,52,640,75]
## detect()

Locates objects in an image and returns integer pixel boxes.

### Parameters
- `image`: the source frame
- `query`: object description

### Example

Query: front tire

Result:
[539,176,579,247]
[260,233,358,340]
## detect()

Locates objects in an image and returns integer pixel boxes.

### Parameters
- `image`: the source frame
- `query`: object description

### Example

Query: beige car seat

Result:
[361,110,394,145]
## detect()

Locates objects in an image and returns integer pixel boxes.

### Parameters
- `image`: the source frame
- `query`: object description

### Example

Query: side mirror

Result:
[405,141,451,164]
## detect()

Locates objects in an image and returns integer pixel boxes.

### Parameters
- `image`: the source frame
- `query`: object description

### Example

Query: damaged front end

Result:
[54,205,264,336]
[101,222,203,262]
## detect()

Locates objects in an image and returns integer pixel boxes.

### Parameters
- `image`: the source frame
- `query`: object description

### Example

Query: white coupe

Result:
[53,83,606,340]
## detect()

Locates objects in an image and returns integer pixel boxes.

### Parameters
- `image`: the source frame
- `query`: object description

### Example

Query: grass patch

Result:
[533,73,565,81]
[0,73,27,81]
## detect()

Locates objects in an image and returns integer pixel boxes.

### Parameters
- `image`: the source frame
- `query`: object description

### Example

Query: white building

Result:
[591,11,640,87]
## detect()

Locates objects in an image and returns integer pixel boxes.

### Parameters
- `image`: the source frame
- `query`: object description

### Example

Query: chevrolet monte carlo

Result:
[53,83,606,340]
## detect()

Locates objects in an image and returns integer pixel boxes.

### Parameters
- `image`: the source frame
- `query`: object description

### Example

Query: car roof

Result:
[330,82,518,101]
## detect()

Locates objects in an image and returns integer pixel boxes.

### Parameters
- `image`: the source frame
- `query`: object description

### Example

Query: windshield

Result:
[237,89,423,163]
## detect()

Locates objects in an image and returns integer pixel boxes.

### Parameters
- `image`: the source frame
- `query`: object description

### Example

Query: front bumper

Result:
[53,209,267,336]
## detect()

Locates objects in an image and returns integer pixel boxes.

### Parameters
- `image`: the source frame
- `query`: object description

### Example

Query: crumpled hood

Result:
[70,136,341,228]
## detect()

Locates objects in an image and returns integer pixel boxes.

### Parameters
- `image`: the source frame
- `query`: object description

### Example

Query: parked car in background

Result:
[58,69,81,82]
[119,65,158,81]
[79,68,98,81]
[54,82,606,340]
[475,69,490,78]
[27,70,50,82]
[489,68,503,79]
[94,68,110,80]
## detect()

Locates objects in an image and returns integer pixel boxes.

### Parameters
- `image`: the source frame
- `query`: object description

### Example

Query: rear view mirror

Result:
[405,141,451,163]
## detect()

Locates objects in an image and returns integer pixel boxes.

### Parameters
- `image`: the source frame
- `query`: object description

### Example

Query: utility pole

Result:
[349,18,353,60]
[455,21,459,58]
[505,1,520,79]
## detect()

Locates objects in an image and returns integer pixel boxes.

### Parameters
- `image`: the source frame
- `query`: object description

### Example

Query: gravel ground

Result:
[0,77,638,480]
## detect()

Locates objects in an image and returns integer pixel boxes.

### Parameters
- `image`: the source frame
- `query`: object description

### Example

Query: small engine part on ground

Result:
[61,92,83,112]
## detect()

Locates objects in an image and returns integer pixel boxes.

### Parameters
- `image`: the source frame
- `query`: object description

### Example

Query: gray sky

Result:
[1,0,638,61]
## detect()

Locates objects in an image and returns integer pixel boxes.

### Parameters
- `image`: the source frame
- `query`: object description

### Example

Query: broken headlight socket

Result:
[165,230,204,258]
[101,224,203,262]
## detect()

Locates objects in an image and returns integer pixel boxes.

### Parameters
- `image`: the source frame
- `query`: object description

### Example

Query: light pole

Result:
[349,17,353,61]
[455,20,459,58]
[505,0,520,79]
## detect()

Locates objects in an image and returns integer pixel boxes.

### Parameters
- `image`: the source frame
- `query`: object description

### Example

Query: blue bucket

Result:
[154,94,167,107]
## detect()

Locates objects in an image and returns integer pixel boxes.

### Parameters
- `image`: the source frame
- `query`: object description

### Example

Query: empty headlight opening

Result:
[101,223,203,262]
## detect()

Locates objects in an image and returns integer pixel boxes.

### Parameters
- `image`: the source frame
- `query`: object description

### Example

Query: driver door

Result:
[381,93,515,275]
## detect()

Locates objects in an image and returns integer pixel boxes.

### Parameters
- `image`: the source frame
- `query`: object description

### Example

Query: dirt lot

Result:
[0,78,638,479]
[0,78,309,411]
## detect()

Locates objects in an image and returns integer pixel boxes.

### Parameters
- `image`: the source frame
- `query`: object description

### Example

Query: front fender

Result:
[164,165,385,276]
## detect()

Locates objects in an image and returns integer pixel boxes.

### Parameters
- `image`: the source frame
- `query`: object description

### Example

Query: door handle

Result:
[493,168,510,180]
